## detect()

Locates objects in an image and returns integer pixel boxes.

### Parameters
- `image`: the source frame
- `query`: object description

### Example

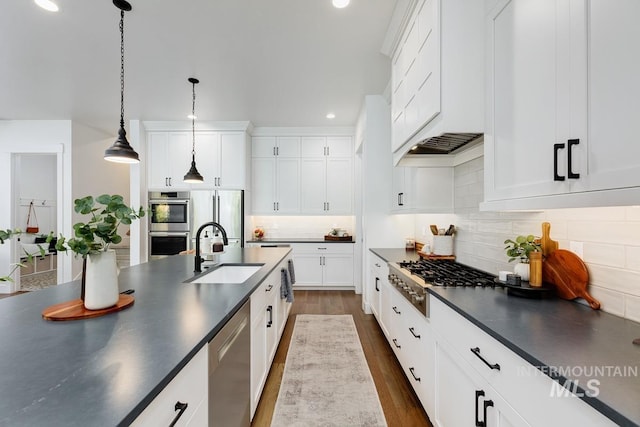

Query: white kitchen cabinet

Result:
[390,0,484,156]
[131,345,208,426]
[435,337,529,427]
[430,297,617,427]
[368,253,386,320]
[148,132,193,190]
[250,256,292,419]
[148,131,247,191]
[251,137,300,214]
[290,243,354,288]
[391,166,453,213]
[300,136,353,214]
[483,0,640,210]
[196,132,247,189]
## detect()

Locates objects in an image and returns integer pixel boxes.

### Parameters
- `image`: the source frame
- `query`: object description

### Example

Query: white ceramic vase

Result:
[513,262,530,282]
[83,250,119,310]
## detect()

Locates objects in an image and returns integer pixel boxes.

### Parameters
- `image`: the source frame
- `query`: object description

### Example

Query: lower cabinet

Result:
[430,297,617,427]
[369,253,617,427]
[250,256,292,419]
[290,243,354,288]
[131,346,208,426]
[435,337,529,427]
[368,253,386,320]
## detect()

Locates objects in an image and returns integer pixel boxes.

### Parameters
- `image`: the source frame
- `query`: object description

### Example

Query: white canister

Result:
[432,235,454,256]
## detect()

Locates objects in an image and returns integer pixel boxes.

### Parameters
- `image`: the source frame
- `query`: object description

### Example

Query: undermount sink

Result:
[188,264,263,284]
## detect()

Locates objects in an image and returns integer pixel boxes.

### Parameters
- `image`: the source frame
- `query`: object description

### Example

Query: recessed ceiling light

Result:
[332,0,350,9]
[326,113,336,119]
[187,114,197,120]
[35,0,59,12]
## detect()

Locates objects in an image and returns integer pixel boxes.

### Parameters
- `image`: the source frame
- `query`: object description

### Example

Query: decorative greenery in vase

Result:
[51,194,145,257]
[503,235,541,263]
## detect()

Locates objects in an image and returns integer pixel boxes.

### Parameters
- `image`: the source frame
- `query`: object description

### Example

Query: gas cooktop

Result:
[396,259,497,288]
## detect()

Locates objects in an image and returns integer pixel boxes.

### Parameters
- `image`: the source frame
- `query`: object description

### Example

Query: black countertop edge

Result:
[246,238,354,244]
[426,291,636,427]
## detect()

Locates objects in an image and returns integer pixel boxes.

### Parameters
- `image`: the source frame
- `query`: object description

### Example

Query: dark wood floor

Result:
[251,290,433,427]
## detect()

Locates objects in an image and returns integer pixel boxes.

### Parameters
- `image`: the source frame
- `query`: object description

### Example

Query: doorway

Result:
[13,154,58,291]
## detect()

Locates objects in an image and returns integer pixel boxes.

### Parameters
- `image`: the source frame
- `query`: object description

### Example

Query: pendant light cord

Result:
[191,80,196,156]
[119,9,125,130]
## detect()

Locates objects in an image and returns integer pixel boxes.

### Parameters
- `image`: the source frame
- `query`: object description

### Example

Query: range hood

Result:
[407,133,483,155]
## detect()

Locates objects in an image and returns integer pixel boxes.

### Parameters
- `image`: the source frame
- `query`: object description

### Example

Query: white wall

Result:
[414,156,640,321]
[71,122,131,279]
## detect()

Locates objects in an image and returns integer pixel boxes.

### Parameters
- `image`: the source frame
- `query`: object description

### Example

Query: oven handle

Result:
[150,200,190,205]
[149,232,190,236]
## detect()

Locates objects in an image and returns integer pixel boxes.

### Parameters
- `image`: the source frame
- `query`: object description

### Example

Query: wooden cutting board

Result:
[42,294,134,321]
[540,222,559,257]
[542,249,601,309]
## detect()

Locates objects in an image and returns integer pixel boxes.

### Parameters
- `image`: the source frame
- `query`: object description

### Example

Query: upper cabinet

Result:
[251,136,301,214]
[483,0,640,210]
[300,137,353,214]
[388,0,484,163]
[196,132,247,189]
[391,166,453,214]
[251,133,353,216]
[145,122,250,191]
[148,132,193,190]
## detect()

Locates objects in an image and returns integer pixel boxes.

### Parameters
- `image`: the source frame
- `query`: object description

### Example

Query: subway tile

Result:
[626,206,640,221]
[545,206,627,221]
[587,285,625,317]
[582,243,626,269]
[568,221,640,245]
[588,264,640,297]
[624,294,640,323]
[626,246,640,271]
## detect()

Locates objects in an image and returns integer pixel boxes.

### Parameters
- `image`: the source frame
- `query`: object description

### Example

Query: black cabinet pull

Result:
[265,284,273,292]
[567,138,580,179]
[392,306,401,315]
[483,399,494,427]
[266,305,273,328]
[409,327,420,339]
[475,390,485,427]
[398,192,404,206]
[375,277,380,292]
[392,338,401,349]
[169,401,188,427]
[409,367,421,382]
[470,347,500,371]
[553,143,566,181]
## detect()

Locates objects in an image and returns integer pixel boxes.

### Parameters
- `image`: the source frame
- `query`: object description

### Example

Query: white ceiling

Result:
[1,0,397,135]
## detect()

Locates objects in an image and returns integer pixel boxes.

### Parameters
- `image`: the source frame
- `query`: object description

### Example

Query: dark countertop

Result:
[247,237,354,244]
[0,247,290,426]
[370,248,640,427]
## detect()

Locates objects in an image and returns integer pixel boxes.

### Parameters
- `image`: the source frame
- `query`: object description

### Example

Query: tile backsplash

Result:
[415,156,640,321]
[249,216,355,239]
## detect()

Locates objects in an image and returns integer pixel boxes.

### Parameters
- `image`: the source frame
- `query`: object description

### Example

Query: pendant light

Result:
[104,0,140,164]
[183,77,204,183]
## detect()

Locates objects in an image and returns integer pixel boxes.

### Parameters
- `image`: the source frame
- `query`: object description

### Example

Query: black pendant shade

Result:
[104,0,140,164]
[184,155,204,183]
[184,77,204,183]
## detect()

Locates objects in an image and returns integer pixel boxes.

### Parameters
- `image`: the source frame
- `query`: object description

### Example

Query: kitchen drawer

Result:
[131,346,207,426]
[431,298,617,426]
[290,243,354,254]
[250,272,277,317]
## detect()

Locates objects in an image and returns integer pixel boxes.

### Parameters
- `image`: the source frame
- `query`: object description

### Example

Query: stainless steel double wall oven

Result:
[148,191,191,259]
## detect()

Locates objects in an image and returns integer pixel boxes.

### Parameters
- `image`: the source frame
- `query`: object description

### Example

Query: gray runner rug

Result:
[271,314,388,427]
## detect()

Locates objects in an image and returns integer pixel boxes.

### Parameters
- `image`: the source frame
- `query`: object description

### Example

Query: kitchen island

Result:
[371,248,640,426]
[0,247,290,426]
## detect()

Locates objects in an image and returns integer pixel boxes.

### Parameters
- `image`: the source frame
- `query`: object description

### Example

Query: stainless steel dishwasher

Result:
[208,300,250,426]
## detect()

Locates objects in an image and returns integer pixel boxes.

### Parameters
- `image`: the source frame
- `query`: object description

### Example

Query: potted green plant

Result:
[51,194,144,310]
[0,228,48,283]
[504,234,541,281]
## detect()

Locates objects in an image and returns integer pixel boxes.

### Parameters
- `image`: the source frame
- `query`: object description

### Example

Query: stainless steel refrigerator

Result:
[191,190,244,247]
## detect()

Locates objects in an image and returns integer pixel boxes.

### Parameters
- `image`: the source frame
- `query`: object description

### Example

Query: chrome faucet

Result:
[194,222,229,272]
